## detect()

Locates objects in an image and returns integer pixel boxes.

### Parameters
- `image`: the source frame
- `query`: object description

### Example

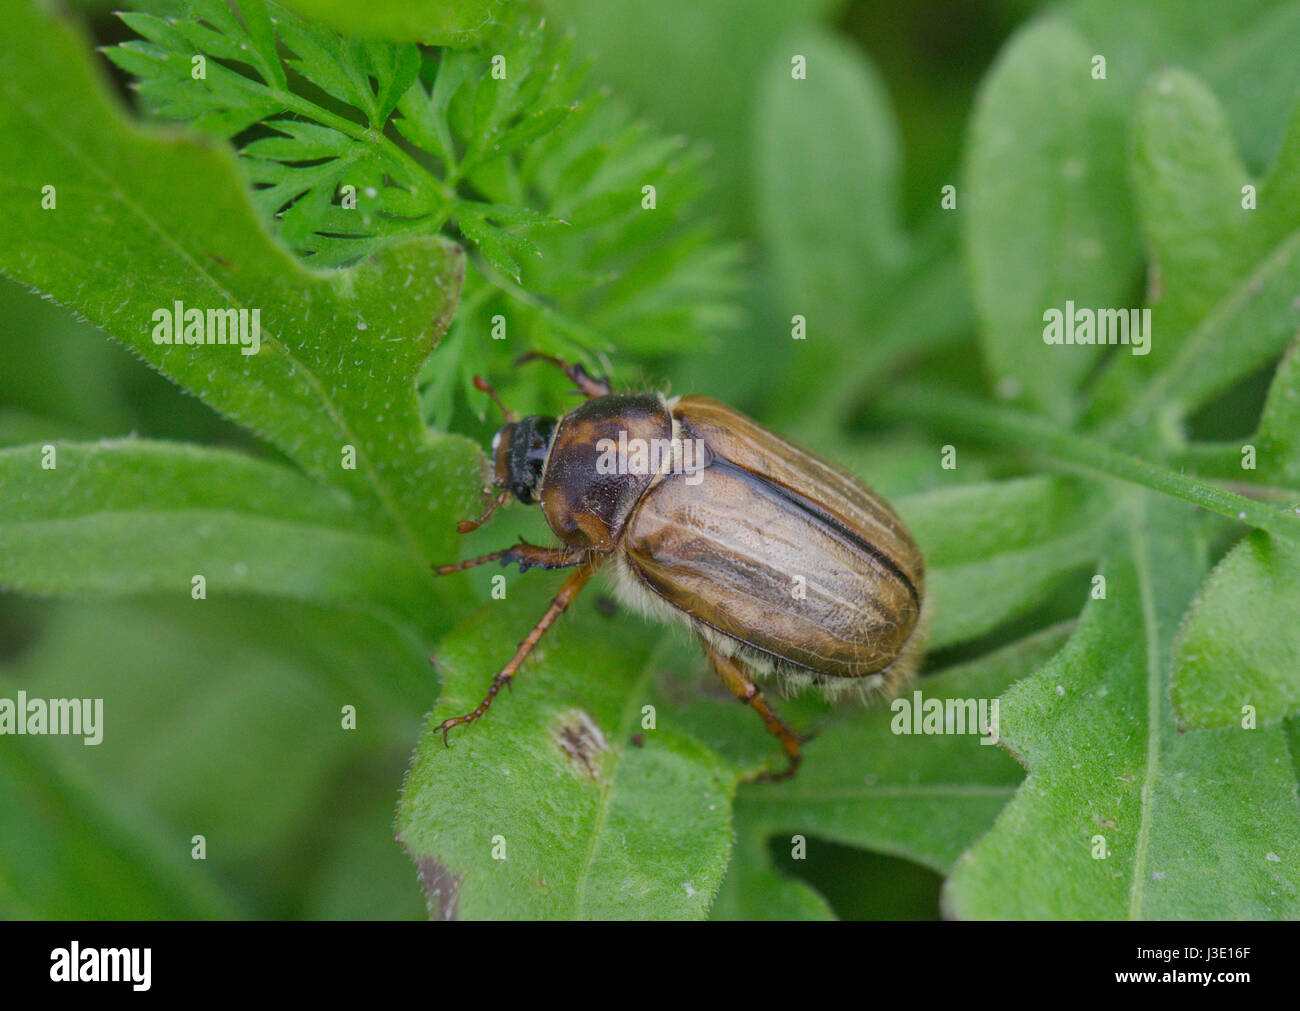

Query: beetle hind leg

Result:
[699,636,805,782]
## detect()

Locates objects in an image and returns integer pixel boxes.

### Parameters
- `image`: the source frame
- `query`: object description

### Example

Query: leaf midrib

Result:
[569,653,659,920]
[1127,494,1161,920]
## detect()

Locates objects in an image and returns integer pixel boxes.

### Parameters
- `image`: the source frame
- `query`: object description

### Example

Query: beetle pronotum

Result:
[434,354,926,779]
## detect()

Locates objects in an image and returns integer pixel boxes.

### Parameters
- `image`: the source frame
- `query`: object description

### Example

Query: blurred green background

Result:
[11,0,1283,919]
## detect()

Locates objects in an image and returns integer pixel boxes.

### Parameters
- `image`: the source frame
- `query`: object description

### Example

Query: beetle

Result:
[434,353,926,779]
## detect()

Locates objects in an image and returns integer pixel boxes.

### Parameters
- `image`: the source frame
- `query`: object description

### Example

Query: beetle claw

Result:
[750,753,802,784]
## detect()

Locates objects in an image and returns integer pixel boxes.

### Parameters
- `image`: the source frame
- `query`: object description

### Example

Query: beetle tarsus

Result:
[433,545,514,575]
[751,751,802,784]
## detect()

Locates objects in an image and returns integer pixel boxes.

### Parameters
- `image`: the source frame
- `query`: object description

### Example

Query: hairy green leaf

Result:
[735,624,1070,878]
[946,495,1300,919]
[1172,531,1300,729]
[0,0,480,564]
[397,581,743,920]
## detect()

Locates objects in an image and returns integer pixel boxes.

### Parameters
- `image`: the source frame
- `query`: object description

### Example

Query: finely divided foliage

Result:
[0,0,1298,920]
[106,0,741,428]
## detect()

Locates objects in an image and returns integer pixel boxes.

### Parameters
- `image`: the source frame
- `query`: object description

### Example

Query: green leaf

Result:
[1064,0,1300,171]
[755,26,907,333]
[710,803,836,920]
[749,25,921,418]
[106,2,741,424]
[712,623,1071,921]
[0,689,241,918]
[898,477,1107,650]
[963,19,1140,418]
[945,494,1300,919]
[1172,531,1300,729]
[0,440,440,629]
[0,0,480,563]
[1257,339,1300,487]
[397,580,742,920]
[106,2,459,266]
[1090,71,1300,431]
[545,0,843,234]
[1,595,431,917]
[278,0,504,47]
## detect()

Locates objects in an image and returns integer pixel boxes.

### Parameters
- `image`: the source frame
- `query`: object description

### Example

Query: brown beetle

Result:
[435,354,926,779]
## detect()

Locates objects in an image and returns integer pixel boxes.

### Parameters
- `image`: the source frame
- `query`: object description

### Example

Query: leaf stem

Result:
[875,387,1300,540]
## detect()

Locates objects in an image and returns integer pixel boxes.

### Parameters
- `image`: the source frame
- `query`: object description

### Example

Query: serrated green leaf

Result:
[945,494,1300,919]
[0,0,480,564]
[455,206,521,280]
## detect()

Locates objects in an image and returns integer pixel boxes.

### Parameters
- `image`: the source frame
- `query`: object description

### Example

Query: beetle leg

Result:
[433,541,588,575]
[501,543,590,573]
[698,637,804,782]
[453,487,510,534]
[436,559,600,743]
[514,352,612,399]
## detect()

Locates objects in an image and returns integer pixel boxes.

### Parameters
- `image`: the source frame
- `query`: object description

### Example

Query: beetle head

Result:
[491,415,558,505]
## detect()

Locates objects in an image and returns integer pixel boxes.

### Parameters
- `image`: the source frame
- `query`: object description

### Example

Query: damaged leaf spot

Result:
[415,854,464,921]
[554,708,609,779]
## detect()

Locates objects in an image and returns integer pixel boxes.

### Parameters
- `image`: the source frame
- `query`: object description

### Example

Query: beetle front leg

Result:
[515,352,612,399]
[436,559,601,743]
[433,541,589,575]
[699,636,804,782]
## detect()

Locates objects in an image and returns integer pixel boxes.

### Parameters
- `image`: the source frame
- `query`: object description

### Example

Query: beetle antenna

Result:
[455,487,510,535]
[473,375,517,423]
